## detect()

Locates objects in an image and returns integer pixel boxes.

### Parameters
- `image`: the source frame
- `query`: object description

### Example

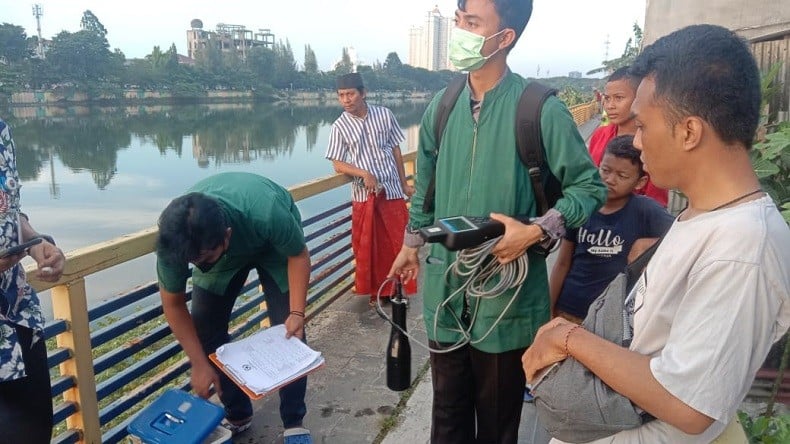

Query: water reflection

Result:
[6,100,427,191]
[3,100,429,311]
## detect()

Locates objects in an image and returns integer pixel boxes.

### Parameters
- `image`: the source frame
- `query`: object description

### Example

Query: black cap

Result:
[336,72,364,90]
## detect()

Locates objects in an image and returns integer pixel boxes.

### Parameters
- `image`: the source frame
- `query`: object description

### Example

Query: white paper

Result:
[215,324,324,395]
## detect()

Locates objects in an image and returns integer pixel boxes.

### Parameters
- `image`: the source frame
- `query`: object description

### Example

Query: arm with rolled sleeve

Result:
[388,95,441,278]
[253,199,309,338]
[406,98,440,231]
[538,97,606,233]
[493,97,606,260]
[157,258,220,399]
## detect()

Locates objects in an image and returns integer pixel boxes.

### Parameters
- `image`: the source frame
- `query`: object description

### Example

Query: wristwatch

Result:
[536,224,551,243]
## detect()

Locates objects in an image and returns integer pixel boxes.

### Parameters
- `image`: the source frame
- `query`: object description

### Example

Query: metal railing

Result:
[26,153,414,444]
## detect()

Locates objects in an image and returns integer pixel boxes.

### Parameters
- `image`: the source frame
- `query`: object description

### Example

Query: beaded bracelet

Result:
[289,310,305,318]
[564,324,583,358]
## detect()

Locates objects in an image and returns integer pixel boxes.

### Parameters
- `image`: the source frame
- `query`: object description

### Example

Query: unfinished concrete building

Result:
[186,19,275,62]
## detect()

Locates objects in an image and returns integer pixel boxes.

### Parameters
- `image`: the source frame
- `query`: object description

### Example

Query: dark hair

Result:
[457,0,533,49]
[157,192,228,264]
[607,66,641,91]
[630,24,760,149]
[604,135,644,176]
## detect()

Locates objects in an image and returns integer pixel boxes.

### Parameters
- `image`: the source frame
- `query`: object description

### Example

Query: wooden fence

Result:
[752,37,790,122]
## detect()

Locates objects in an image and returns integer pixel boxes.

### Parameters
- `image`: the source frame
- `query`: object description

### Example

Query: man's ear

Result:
[680,116,705,152]
[224,227,232,246]
[634,174,649,191]
[500,28,516,51]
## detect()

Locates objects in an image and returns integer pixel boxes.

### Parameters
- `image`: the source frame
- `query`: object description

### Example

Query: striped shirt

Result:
[325,104,405,202]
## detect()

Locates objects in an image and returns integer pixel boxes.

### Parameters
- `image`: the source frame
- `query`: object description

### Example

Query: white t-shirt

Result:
[552,196,790,444]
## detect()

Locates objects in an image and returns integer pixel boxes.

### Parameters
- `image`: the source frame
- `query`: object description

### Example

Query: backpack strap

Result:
[423,75,466,214]
[625,235,665,291]
[515,82,557,216]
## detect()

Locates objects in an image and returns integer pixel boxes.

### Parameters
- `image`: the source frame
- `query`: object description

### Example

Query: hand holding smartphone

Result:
[0,237,43,258]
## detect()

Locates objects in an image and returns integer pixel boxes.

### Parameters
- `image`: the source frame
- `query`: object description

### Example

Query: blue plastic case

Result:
[128,389,225,444]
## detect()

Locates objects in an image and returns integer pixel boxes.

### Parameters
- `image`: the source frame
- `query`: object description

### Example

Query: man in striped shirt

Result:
[325,73,416,305]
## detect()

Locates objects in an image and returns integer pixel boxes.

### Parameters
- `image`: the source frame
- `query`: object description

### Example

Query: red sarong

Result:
[351,193,417,297]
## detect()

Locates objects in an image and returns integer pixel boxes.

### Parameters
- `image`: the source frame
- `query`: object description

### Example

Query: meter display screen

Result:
[441,217,475,232]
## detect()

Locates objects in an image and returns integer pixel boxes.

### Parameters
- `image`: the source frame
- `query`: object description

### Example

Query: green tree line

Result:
[0,10,597,105]
[0,11,458,99]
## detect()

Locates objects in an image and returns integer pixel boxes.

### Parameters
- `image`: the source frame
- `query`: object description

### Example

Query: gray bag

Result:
[531,240,661,443]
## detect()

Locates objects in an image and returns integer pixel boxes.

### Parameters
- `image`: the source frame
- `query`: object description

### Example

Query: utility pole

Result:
[603,34,610,62]
[32,3,45,59]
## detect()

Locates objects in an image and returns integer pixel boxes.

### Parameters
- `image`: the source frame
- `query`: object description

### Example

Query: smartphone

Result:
[0,237,43,258]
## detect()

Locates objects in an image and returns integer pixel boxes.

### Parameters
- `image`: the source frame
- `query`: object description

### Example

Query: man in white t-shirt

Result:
[522,24,790,443]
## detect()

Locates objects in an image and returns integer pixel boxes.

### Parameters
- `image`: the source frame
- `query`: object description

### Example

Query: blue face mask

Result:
[448,27,506,72]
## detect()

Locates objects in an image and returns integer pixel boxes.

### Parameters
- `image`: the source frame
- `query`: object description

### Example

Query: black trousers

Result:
[191,266,307,428]
[429,342,526,444]
[0,325,54,444]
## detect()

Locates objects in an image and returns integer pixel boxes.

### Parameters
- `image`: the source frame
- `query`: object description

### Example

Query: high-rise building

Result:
[408,7,453,71]
[408,25,427,69]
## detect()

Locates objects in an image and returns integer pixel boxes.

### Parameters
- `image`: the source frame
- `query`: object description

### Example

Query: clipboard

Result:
[209,352,325,400]
[207,325,326,400]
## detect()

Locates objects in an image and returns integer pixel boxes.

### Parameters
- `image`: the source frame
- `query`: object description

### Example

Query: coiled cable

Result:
[376,236,531,354]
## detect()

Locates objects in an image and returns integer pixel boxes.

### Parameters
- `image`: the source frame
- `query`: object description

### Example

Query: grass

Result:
[372,358,432,444]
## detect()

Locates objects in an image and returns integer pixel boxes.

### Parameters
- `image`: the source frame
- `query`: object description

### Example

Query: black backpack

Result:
[422,76,562,216]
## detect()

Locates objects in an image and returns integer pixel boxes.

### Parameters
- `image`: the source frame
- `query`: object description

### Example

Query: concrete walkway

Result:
[234,290,553,444]
[233,291,430,444]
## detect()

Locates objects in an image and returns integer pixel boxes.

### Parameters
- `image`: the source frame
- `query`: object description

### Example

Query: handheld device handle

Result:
[0,237,43,258]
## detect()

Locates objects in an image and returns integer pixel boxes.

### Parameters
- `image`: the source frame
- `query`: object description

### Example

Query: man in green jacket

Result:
[156,173,313,443]
[389,0,605,442]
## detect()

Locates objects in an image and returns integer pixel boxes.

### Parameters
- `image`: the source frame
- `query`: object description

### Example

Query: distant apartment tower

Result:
[408,7,453,71]
[187,19,275,62]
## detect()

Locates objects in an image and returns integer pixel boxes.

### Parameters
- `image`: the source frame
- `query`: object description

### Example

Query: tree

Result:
[146,46,168,69]
[248,46,276,82]
[304,44,318,74]
[334,47,353,75]
[166,43,179,69]
[587,22,643,76]
[383,52,403,74]
[0,23,30,63]
[47,30,119,83]
[272,39,297,88]
[80,10,108,37]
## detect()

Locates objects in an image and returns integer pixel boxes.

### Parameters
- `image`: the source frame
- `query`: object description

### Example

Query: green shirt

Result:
[157,173,305,296]
[410,72,606,353]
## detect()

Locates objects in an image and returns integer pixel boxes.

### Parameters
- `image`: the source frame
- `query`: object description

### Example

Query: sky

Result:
[3,0,646,78]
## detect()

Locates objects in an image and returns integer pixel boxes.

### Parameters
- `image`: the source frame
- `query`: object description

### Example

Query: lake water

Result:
[3,100,429,313]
